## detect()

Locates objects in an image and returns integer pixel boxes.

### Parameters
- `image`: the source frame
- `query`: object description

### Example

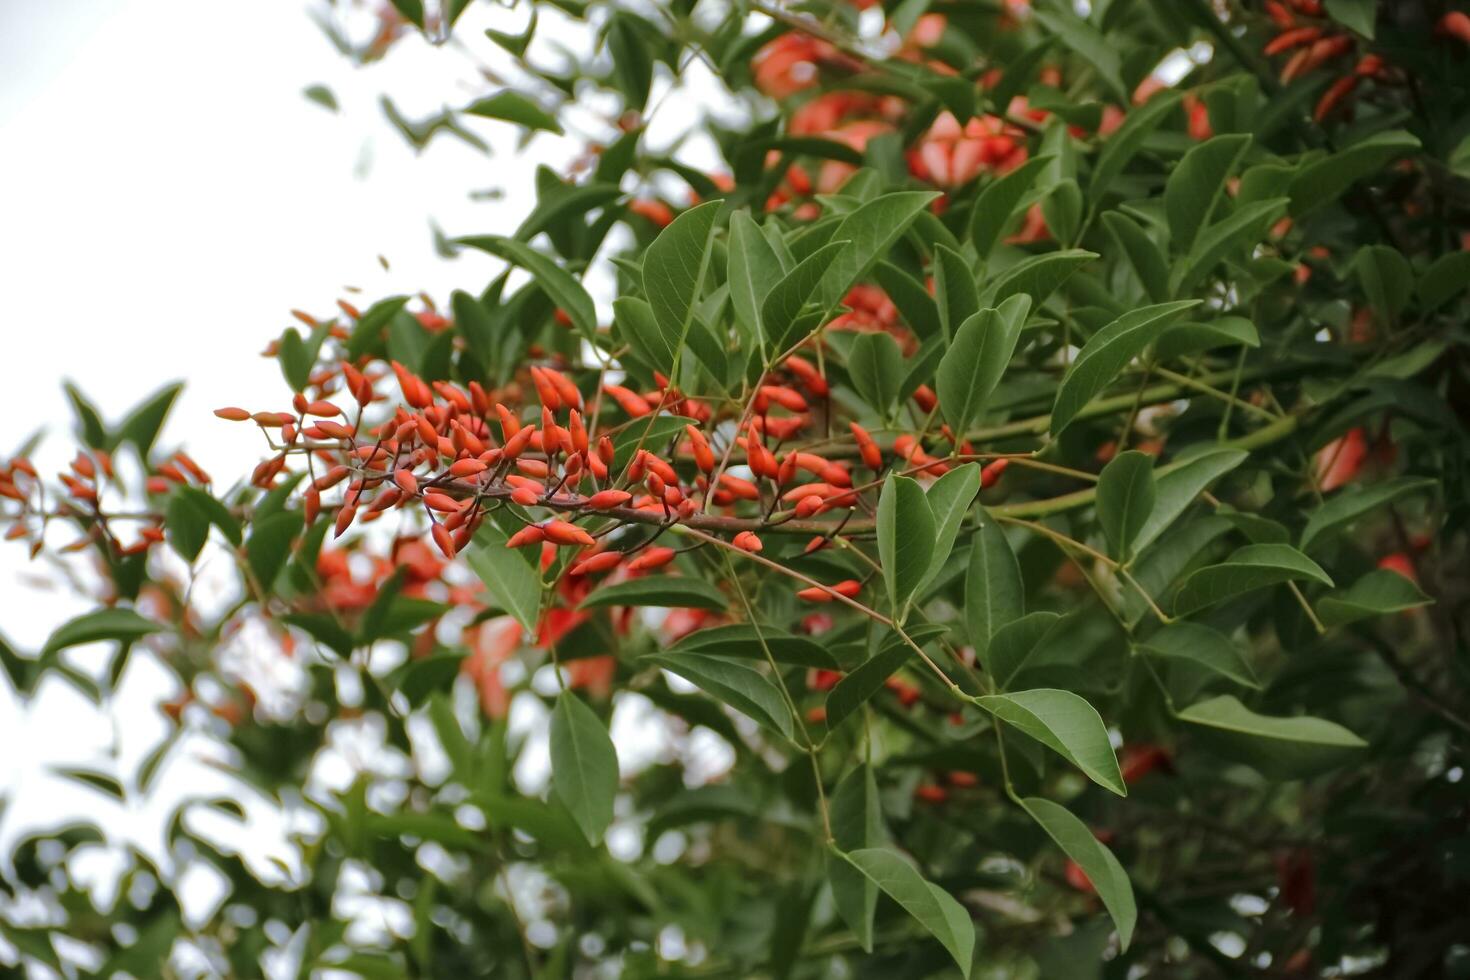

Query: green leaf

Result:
[1417,251,1470,311]
[1031,3,1124,101]
[41,608,159,656]
[983,249,1096,309]
[63,381,109,449]
[762,240,851,354]
[1324,0,1375,37]
[1300,477,1435,552]
[1050,300,1199,435]
[1171,198,1288,296]
[165,489,209,563]
[1165,134,1251,254]
[609,414,698,469]
[246,511,304,592]
[580,575,727,611]
[669,625,838,669]
[965,511,1025,668]
[1102,211,1170,303]
[467,523,544,635]
[919,462,982,593]
[1154,316,1260,359]
[933,244,979,340]
[276,324,330,392]
[464,91,563,135]
[728,211,783,343]
[456,236,597,337]
[1354,244,1413,324]
[976,688,1125,795]
[644,653,794,740]
[846,331,905,416]
[281,613,356,658]
[822,627,944,729]
[643,200,723,364]
[1288,130,1420,217]
[1132,449,1247,556]
[117,382,183,458]
[1317,569,1432,626]
[1096,450,1155,564]
[52,766,126,800]
[815,191,940,311]
[1173,544,1333,615]
[970,155,1054,259]
[875,262,942,339]
[829,767,884,952]
[614,296,677,377]
[877,474,936,619]
[1088,91,1182,200]
[988,611,1062,690]
[1138,621,1258,689]
[389,0,424,27]
[1020,797,1136,949]
[842,848,975,977]
[1177,694,1366,776]
[550,691,619,846]
[936,295,1031,437]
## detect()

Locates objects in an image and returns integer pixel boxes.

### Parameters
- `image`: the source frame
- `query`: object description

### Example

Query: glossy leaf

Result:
[580,575,727,611]
[877,474,936,620]
[1132,449,1247,556]
[644,653,794,740]
[1317,569,1432,627]
[1096,450,1155,563]
[965,512,1025,667]
[1177,694,1367,776]
[936,295,1031,437]
[970,155,1054,259]
[846,331,905,416]
[1138,621,1258,689]
[467,523,544,635]
[975,689,1126,795]
[1173,543,1334,615]
[1299,477,1436,553]
[1165,134,1251,254]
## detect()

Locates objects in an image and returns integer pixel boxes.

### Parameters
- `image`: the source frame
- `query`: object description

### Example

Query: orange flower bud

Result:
[507,525,546,548]
[586,489,632,510]
[432,523,457,559]
[215,407,251,422]
[544,520,596,547]
[686,424,715,473]
[732,531,763,553]
[627,546,676,571]
[572,551,623,575]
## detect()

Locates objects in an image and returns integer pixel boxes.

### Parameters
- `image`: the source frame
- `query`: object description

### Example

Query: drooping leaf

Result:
[1132,449,1247,556]
[1173,543,1334,615]
[1317,569,1432,627]
[1096,450,1155,564]
[580,575,727,611]
[815,191,940,312]
[1170,198,1288,296]
[1138,621,1258,689]
[1177,694,1367,776]
[728,210,783,343]
[550,691,619,845]
[877,474,936,620]
[1102,210,1170,303]
[829,767,884,951]
[467,523,544,635]
[644,653,794,740]
[763,240,851,354]
[42,608,160,656]
[670,625,837,669]
[965,512,1025,667]
[936,295,1031,437]
[975,688,1126,795]
[1299,477,1436,553]
[933,244,979,339]
[1050,300,1199,435]
[971,155,1055,259]
[464,91,564,135]
[983,249,1097,309]
[1288,130,1420,217]
[1021,797,1136,948]
[918,462,982,593]
[842,848,975,977]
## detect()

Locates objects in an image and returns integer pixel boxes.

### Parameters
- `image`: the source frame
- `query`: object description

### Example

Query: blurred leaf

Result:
[551,691,619,845]
[1021,797,1136,948]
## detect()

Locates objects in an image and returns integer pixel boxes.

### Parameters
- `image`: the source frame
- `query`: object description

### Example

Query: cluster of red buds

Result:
[1262,0,1394,121]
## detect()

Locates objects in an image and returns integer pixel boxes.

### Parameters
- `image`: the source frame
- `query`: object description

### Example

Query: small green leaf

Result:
[1417,251,1470,311]
[877,474,936,619]
[52,766,126,800]
[815,191,940,312]
[1132,449,1247,555]
[1170,198,1288,296]
[464,91,563,135]
[846,331,906,416]
[1138,621,1258,689]
[728,211,783,342]
[763,240,851,354]
[1020,797,1136,949]
[933,244,979,339]
[1173,543,1334,615]
[975,688,1126,795]
[117,382,183,458]
[581,575,727,611]
[842,848,974,977]
[42,609,159,656]
[1354,244,1413,325]
[1089,91,1182,200]
[983,249,1097,309]
[550,691,619,846]
[670,625,837,669]
[875,262,942,339]
[965,512,1025,668]
[1050,300,1199,435]
[936,295,1031,438]
[644,653,794,740]
[643,200,723,362]
[245,511,304,593]
[1324,0,1375,37]
[918,462,982,593]
[1165,134,1252,254]
[456,236,597,337]
[467,523,544,635]
[388,0,425,27]
[829,767,884,951]
[1097,450,1155,563]
[1317,569,1432,627]
[165,489,210,563]
[1177,694,1366,776]
[971,155,1055,259]
[1102,210,1170,303]
[1288,130,1420,218]
[1300,477,1436,552]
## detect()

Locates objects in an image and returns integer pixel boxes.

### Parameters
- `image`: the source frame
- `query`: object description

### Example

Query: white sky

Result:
[0,3,739,964]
